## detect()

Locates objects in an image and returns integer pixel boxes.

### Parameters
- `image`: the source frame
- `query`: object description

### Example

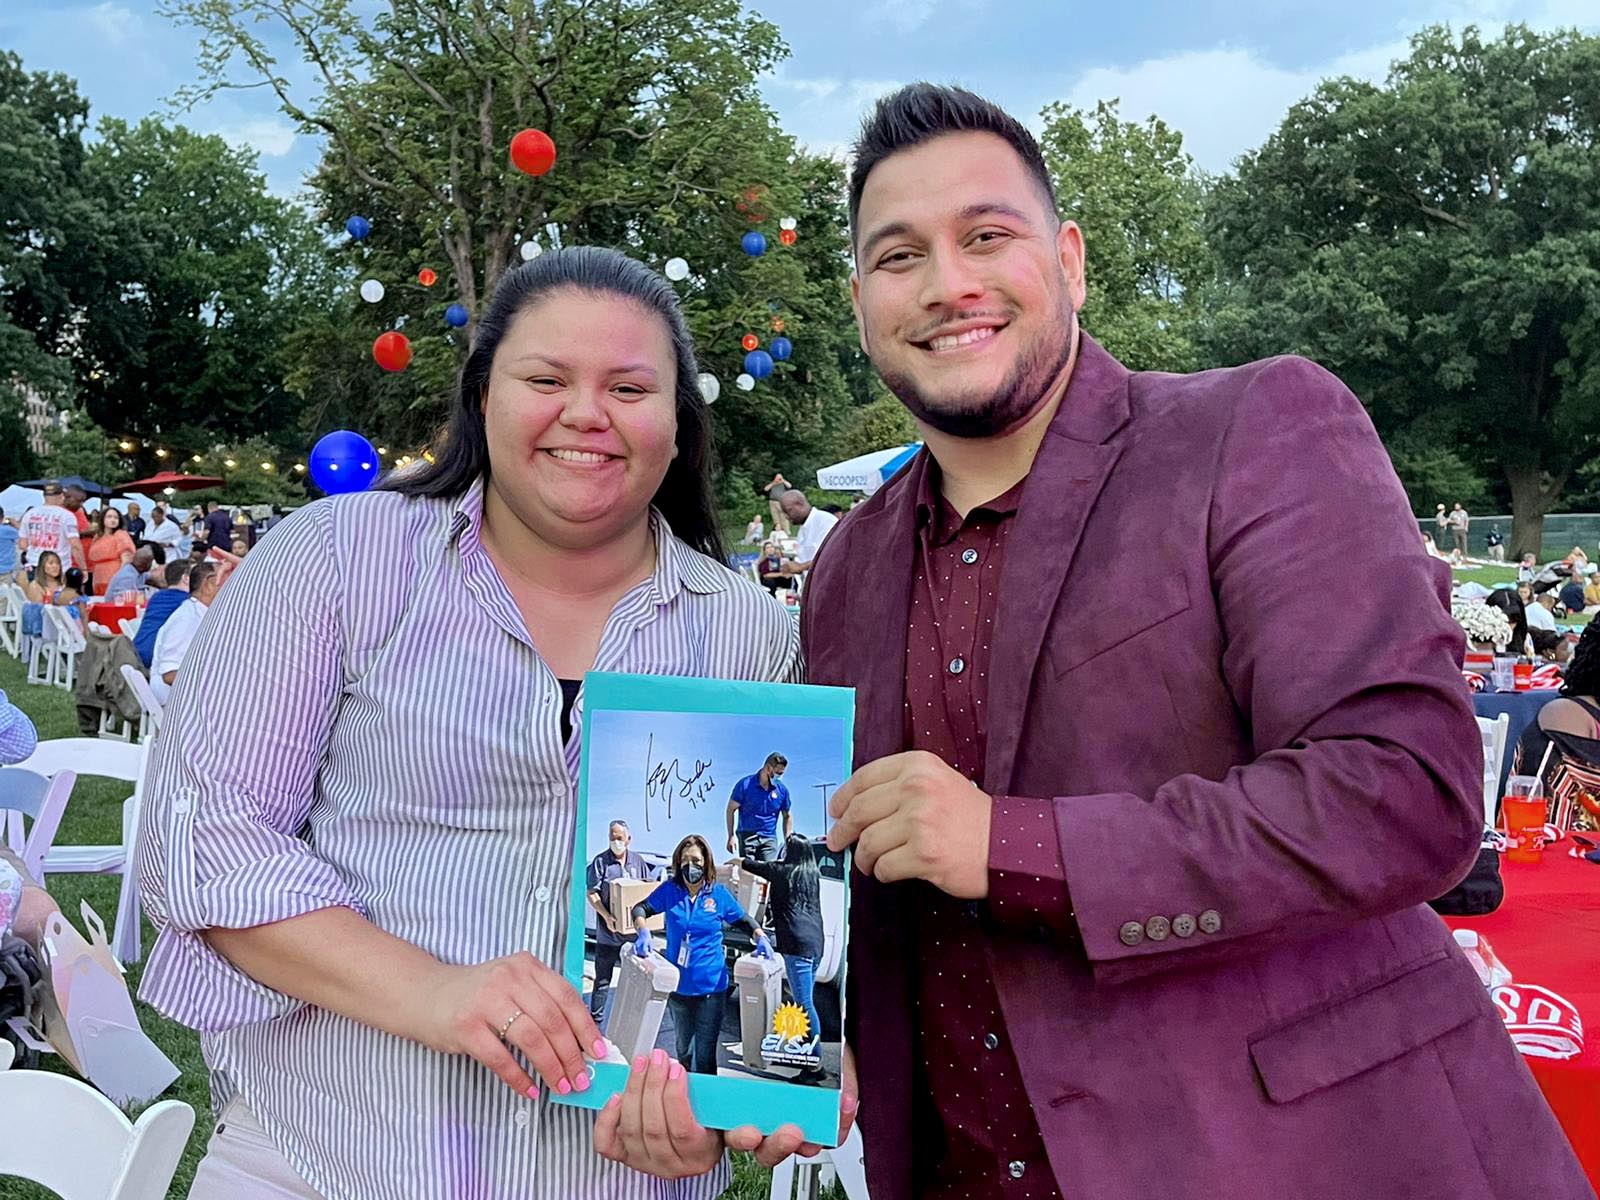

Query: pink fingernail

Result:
[651,1048,666,1068]
[593,1039,608,1058]
[556,1077,572,1095]
[572,1071,591,1092]
[525,1085,539,1099]
[669,1060,683,1081]
[632,1056,648,1072]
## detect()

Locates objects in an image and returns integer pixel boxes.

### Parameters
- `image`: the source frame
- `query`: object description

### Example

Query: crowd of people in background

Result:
[0,481,281,711]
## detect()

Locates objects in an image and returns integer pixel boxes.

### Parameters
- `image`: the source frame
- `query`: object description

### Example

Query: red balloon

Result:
[418,268,437,287]
[779,228,797,246]
[509,129,557,176]
[741,333,759,352]
[373,331,413,372]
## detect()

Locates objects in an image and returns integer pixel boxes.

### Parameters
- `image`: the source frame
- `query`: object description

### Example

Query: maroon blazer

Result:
[803,336,1593,1200]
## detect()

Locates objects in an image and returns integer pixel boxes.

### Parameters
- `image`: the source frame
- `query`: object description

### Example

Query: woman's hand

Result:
[595,1049,724,1178]
[416,953,603,1099]
[725,1042,859,1166]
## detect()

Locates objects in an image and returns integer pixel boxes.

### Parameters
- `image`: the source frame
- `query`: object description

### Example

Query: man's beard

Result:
[870,305,1078,439]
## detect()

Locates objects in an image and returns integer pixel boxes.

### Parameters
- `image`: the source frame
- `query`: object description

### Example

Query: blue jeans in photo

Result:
[668,990,727,1075]
[784,955,821,1050]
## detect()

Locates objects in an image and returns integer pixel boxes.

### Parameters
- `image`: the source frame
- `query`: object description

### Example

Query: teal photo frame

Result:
[554,671,855,1146]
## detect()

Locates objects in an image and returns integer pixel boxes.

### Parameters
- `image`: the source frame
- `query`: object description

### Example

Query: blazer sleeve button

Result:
[1171,913,1196,938]
[1118,921,1145,947]
[1144,915,1170,941]
[1198,909,1223,935]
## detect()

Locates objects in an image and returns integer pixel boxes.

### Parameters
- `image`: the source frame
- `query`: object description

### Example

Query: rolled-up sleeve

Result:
[136,501,368,1031]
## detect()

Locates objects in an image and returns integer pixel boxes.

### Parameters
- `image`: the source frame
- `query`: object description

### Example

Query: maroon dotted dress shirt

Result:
[903,464,1069,1200]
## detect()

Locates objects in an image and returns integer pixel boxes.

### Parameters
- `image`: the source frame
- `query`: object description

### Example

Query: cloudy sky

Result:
[2,0,1595,198]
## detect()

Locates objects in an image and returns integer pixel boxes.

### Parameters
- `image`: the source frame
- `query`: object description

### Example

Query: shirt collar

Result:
[914,457,1025,546]
[449,476,728,601]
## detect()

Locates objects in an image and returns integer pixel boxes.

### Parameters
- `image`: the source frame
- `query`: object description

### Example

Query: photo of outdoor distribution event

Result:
[577,702,851,1094]
[1,0,1599,1198]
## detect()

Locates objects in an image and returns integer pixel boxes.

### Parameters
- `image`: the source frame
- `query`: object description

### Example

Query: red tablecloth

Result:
[86,603,139,631]
[1444,850,1600,1187]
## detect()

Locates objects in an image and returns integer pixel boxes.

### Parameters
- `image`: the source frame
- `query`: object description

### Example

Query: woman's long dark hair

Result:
[1483,587,1528,659]
[380,246,725,560]
[782,834,821,905]
[1561,621,1600,699]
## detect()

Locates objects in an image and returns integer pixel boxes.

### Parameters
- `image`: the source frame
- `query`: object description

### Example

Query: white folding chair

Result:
[43,606,86,691]
[24,604,53,686]
[0,1069,194,1200]
[118,616,141,638]
[16,737,150,964]
[0,582,22,659]
[0,767,77,880]
[768,1121,868,1200]
[1475,712,1511,828]
[119,664,164,741]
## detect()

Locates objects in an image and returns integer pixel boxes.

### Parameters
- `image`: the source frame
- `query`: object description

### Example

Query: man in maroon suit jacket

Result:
[806,84,1593,1200]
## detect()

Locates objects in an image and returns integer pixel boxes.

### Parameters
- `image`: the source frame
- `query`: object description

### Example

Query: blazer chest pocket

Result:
[1047,575,1191,677]
[1248,952,1484,1104]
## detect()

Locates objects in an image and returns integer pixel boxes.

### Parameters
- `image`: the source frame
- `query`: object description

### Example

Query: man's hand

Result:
[727,833,738,855]
[824,751,991,898]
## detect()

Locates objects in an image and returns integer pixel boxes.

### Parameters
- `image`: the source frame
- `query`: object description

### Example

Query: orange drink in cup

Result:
[1502,774,1546,864]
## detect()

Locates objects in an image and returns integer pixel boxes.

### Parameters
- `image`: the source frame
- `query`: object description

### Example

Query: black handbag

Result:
[1428,844,1504,916]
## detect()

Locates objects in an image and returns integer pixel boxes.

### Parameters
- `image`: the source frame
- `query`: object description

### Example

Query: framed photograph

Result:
[554,672,855,1146]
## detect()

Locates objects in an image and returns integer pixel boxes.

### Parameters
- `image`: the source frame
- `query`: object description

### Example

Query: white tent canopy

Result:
[815,443,922,496]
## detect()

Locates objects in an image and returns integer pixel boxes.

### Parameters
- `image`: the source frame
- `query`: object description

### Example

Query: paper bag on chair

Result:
[35,901,178,1105]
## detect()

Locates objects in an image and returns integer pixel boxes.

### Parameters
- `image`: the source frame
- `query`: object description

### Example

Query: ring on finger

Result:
[497,1008,525,1041]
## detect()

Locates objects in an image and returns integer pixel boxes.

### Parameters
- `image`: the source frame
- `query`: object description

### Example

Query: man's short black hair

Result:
[163,560,189,587]
[765,752,788,769]
[188,561,218,593]
[849,83,1058,244]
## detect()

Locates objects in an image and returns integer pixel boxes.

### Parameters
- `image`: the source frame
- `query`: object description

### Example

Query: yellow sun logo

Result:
[771,1002,811,1041]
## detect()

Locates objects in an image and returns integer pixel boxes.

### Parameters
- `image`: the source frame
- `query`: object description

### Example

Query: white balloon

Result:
[735,373,756,392]
[779,216,797,231]
[664,257,690,282]
[359,279,385,303]
[520,240,543,261]
[697,372,720,404]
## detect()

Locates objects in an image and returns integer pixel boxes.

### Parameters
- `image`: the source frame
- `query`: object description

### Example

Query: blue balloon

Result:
[445,304,469,327]
[346,215,371,240]
[769,336,792,362]
[741,231,767,257]
[309,431,380,495]
[744,349,775,379]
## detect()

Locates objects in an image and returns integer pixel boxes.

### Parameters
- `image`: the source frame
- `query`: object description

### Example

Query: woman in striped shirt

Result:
[136,247,850,1199]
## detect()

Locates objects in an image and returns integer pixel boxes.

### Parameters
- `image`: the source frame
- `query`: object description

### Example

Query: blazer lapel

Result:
[983,334,1132,793]
[843,451,925,767]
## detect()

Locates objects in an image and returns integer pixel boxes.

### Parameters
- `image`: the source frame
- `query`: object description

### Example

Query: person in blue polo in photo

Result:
[724,751,790,863]
[632,834,772,1074]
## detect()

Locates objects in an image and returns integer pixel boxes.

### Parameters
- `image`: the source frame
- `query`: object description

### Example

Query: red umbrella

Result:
[118,470,227,493]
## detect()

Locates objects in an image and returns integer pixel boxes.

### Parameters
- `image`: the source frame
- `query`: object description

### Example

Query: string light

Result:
[192,455,203,464]
[118,440,134,451]
[378,447,388,456]
[260,462,273,472]
[155,448,169,458]
[224,459,237,468]
[293,463,306,473]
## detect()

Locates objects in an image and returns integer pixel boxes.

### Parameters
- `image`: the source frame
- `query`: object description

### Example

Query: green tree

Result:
[1038,99,1212,372]
[41,409,126,486]
[164,0,868,485]
[834,393,918,461]
[1383,432,1492,517]
[182,437,309,506]
[73,118,339,467]
[1204,24,1600,555]
[0,52,107,409]
[0,397,40,483]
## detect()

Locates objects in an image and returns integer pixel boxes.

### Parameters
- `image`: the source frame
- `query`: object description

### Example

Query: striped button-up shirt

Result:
[135,477,801,1200]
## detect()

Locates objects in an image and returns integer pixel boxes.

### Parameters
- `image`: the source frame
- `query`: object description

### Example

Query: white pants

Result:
[188,1097,326,1199]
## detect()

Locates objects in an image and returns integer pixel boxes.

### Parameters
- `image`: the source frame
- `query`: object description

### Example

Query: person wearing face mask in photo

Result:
[585,820,662,1026]
[632,834,773,1075]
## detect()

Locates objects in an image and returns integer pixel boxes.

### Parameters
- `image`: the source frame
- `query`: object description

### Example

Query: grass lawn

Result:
[0,653,824,1199]
[1450,563,1593,626]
